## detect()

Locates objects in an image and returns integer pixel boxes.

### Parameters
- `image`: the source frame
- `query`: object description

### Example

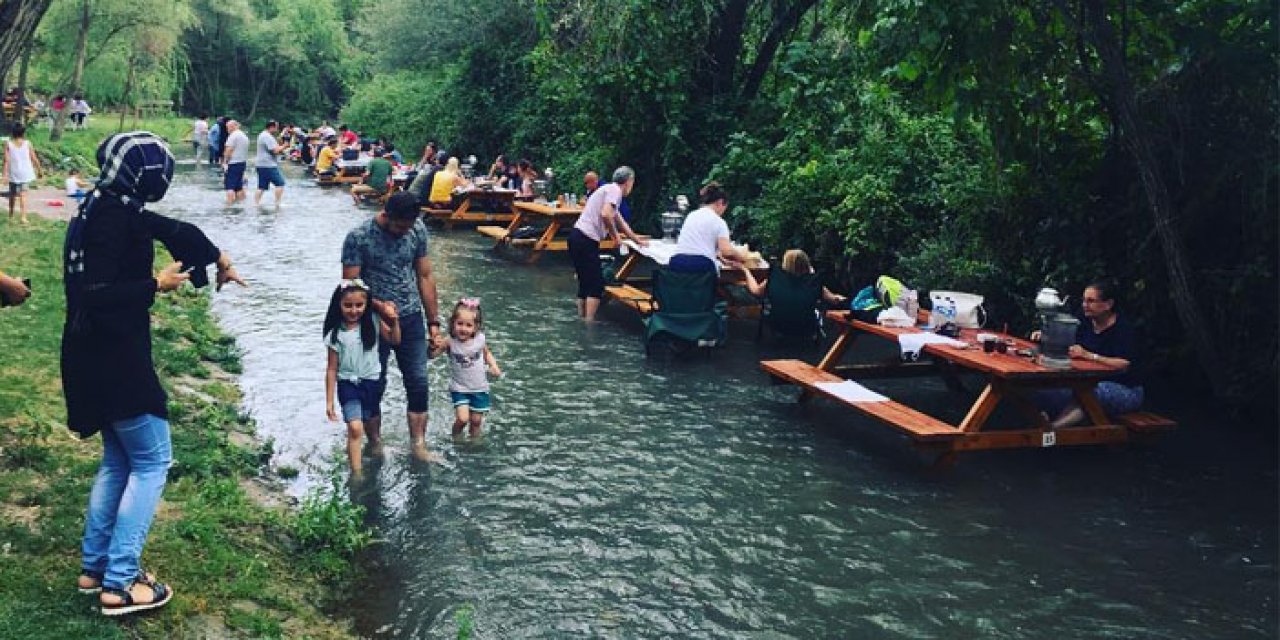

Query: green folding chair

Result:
[643,268,728,355]
[756,265,824,342]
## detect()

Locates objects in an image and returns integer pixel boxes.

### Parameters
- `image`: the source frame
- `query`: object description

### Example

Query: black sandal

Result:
[100,575,173,617]
[79,567,154,595]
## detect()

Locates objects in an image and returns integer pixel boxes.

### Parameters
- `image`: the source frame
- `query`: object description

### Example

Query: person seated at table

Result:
[417,141,438,170]
[1032,280,1143,429]
[338,125,359,148]
[739,249,847,306]
[300,134,317,166]
[428,156,470,209]
[515,159,538,199]
[315,137,340,177]
[351,148,394,204]
[488,154,509,183]
[583,171,599,197]
[668,181,750,273]
[385,143,404,165]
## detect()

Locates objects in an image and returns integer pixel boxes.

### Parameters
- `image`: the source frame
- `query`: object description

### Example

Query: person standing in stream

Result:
[341,191,445,463]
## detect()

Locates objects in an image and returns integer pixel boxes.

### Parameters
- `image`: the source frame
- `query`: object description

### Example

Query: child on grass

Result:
[66,168,91,202]
[432,298,502,438]
[323,279,399,473]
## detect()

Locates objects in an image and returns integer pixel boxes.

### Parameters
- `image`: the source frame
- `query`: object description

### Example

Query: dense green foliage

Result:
[5,0,1274,408]
[338,0,1276,410]
[8,0,353,121]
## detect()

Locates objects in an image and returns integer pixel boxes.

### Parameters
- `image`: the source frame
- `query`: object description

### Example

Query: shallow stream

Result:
[159,161,1277,639]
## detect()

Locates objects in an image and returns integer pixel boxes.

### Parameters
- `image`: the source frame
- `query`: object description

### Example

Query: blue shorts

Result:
[337,378,382,422]
[449,391,491,413]
[256,166,286,190]
[224,162,247,191]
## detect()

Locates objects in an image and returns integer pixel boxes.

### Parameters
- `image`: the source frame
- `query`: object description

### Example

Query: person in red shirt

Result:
[338,125,359,148]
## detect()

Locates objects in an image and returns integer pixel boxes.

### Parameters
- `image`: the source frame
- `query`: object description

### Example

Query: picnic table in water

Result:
[761,310,1176,466]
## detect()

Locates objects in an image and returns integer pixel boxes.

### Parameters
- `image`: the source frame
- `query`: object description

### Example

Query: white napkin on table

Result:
[898,332,966,360]
[814,380,889,403]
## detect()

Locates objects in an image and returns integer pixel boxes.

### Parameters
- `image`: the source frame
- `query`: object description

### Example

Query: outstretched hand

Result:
[155,261,191,292]
[216,266,246,292]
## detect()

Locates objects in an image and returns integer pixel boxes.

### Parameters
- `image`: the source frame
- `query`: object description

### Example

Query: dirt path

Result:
[5,186,76,222]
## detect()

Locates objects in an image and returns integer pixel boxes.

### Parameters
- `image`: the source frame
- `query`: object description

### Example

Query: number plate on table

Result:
[1041,431,1056,447]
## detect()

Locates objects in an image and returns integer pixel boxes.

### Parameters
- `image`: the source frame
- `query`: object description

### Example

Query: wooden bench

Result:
[761,359,961,442]
[1117,411,1177,433]
[605,284,656,315]
[476,225,509,240]
[475,225,537,246]
[421,207,453,220]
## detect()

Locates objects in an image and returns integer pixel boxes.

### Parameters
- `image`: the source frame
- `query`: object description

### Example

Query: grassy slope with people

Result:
[16,114,191,185]
[0,219,365,638]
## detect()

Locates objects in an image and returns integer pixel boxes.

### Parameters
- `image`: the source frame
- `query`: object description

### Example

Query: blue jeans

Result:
[1035,382,1144,418]
[378,311,429,413]
[81,414,172,590]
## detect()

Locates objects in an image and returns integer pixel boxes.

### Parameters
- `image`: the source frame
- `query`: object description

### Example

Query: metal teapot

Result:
[1035,287,1068,312]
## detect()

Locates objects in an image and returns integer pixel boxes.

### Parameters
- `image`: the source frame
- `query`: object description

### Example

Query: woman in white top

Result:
[70,95,92,129]
[670,181,749,272]
[3,122,42,224]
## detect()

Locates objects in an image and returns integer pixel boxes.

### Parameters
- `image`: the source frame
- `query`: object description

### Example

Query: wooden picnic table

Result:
[424,187,517,229]
[333,158,368,184]
[761,311,1174,464]
[478,200,622,263]
[604,239,769,317]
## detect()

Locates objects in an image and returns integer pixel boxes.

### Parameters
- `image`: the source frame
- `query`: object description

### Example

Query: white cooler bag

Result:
[928,290,987,328]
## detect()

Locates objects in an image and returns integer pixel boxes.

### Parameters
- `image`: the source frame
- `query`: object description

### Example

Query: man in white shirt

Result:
[221,120,251,204]
[192,116,209,164]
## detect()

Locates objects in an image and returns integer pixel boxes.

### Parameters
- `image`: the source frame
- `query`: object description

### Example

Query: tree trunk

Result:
[1053,0,1227,396]
[50,0,90,142]
[739,0,820,103]
[0,0,53,94]
[15,38,31,125]
[118,51,136,132]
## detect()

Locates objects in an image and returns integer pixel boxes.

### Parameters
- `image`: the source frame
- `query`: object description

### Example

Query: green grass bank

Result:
[0,218,367,638]
[12,113,191,184]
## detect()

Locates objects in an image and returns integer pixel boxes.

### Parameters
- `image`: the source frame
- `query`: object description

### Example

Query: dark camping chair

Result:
[643,268,728,355]
[756,265,824,342]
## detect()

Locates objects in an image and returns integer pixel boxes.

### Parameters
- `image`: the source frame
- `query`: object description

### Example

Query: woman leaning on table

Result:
[669,181,750,273]
[62,132,245,616]
[1032,280,1143,429]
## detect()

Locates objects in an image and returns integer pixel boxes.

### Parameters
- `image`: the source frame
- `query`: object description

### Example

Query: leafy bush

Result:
[291,469,371,556]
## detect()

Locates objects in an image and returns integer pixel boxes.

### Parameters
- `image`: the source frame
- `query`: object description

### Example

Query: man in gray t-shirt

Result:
[254,121,287,206]
[341,192,444,462]
[221,120,251,203]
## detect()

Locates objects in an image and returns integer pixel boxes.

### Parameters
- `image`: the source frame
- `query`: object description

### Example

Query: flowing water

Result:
[158,162,1277,639]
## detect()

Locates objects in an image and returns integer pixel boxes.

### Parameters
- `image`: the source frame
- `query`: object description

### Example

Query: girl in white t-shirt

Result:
[431,298,502,438]
[323,279,399,474]
[670,181,749,272]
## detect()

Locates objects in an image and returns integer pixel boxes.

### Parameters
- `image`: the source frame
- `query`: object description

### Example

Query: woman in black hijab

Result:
[63,132,245,616]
